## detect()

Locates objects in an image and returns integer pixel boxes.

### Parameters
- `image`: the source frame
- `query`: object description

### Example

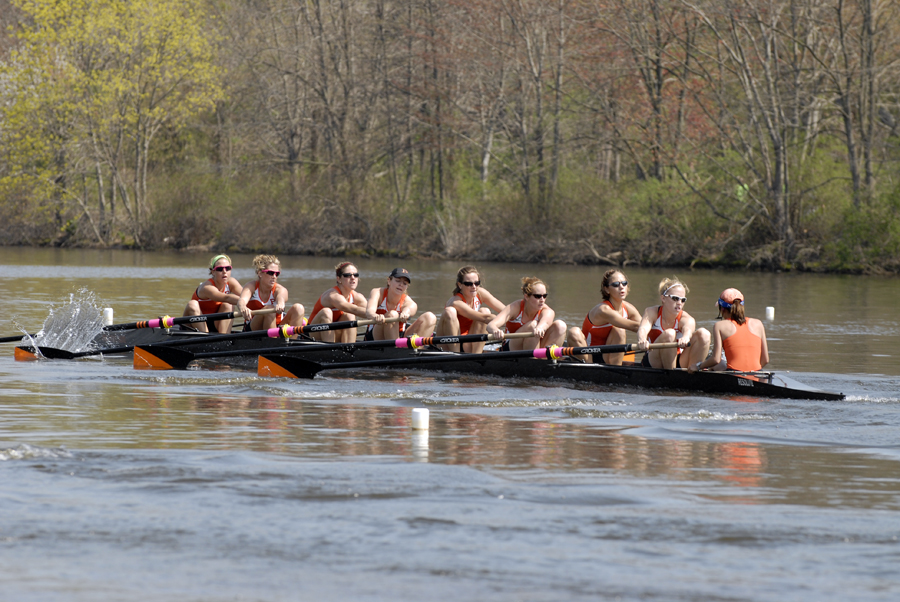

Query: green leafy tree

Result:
[0,0,222,245]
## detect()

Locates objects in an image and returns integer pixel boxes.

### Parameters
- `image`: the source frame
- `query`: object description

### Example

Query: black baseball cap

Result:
[389,267,412,282]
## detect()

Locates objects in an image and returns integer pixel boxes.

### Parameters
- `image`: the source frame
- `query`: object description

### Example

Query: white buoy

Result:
[765,306,775,321]
[102,308,114,326]
[412,408,429,430]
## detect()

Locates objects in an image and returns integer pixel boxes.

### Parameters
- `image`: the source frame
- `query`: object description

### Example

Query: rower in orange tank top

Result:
[363,268,436,341]
[434,266,506,353]
[636,277,711,370]
[182,254,244,333]
[308,262,368,343]
[689,288,769,374]
[566,269,641,365]
[487,277,567,352]
[237,254,305,332]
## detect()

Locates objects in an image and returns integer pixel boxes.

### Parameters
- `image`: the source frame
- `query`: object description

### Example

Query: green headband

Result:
[209,254,229,269]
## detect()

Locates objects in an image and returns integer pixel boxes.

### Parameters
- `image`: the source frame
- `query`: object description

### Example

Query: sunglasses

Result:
[460,280,481,287]
[262,270,281,277]
[213,265,232,272]
[665,294,687,303]
[530,293,548,299]
[341,272,359,278]
[609,280,627,288]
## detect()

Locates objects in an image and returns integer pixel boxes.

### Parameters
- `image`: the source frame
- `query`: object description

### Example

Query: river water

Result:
[1,247,899,601]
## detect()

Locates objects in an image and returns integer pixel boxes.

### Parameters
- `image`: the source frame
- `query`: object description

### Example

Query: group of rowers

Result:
[184,253,770,373]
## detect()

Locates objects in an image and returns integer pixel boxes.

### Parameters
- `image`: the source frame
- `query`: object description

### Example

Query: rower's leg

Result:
[334,320,358,343]
[216,303,234,334]
[310,308,336,342]
[436,307,460,351]
[182,300,209,333]
[462,309,492,354]
[508,327,538,351]
[565,326,592,363]
[648,329,678,369]
[284,303,306,338]
[678,327,711,369]
[540,320,567,348]
[373,310,401,340]
[405,312,437,339]
[601,326,627,365]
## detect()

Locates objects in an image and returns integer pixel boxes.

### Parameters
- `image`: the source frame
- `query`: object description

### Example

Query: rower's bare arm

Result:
[400,299,418,322]
[365,288,381,322]
[330,291,367,318]
[636,307,654,349]
[679,315,697,346]
[487,305,512,337]
[237,283,253,320]
[200,283,241,305]
[229,278,244,297]
[599,303,641,332]
[478,288,507,314]
[756,319,770,368]
[453,299,490,322]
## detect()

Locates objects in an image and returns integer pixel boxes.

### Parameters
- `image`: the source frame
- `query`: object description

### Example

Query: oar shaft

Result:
[103,307,277,331]
[4,307,278,342]
[188,329,531,361]
[1,334,37,343]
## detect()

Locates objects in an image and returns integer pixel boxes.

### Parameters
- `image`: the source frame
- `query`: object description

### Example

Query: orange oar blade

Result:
[133,346,175,370]
[258,355,300,378]
[14,347,40,361]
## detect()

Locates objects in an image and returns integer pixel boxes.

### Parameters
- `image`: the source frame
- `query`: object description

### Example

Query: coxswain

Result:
[688,288,769,373]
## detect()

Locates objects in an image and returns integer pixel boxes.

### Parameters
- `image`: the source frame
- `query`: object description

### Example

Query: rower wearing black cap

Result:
[364,267,437,340]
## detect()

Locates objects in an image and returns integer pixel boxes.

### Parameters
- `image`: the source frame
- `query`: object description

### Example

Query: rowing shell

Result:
[259,351,845,401]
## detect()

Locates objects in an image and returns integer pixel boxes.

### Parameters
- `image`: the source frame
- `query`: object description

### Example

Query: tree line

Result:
[1,0,899,272]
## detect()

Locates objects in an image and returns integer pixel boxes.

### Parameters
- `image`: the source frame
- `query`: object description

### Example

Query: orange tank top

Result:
[310,286,352,323]
[191,278,231,315]
[648,306,682,343]
[722,320,762,371]
[452,292,481,335]
[506,302,543,334]
[581,300,626,346]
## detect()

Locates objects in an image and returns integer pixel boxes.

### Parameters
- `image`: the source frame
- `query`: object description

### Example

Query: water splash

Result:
[0,443,73,461]
[32,288,107,353]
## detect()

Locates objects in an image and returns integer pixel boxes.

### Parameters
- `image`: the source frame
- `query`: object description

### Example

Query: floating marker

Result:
[765,306,775,320]
[412,408,429,430]
[102,308,114,326]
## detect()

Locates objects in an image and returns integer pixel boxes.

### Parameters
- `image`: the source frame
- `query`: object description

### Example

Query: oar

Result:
[258,341,683,379]
[129,316,404,368]
[1,308,274,344]
[1,333,38,344]
[14,307,311,361]
[102,307,276,331]
[132,331,534,370]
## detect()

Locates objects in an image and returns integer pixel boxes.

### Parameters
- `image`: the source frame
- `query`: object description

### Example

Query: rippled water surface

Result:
[2,248,900,601]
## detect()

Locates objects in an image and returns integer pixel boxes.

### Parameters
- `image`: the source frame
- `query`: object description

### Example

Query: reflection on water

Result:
[20,391,876,511]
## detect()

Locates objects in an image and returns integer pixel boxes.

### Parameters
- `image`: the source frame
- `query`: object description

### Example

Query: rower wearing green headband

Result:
[182,254,244,333]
